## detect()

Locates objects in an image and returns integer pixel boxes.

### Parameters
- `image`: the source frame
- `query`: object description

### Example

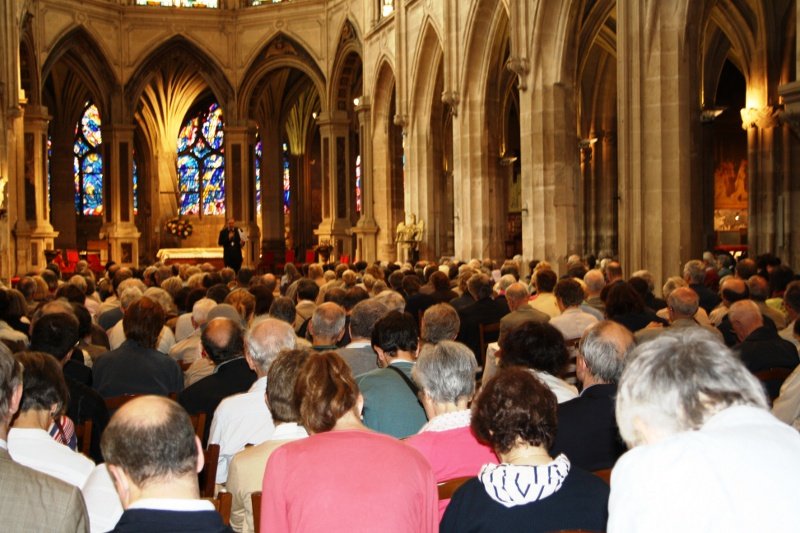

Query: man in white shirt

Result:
[208,318,297,484]
[609,329,800,532]
[550,278,598,341]
[101,395,228,531]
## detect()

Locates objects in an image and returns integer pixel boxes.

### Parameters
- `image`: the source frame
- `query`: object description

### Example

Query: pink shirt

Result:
[262,429,438,533]
[405,425,497,518]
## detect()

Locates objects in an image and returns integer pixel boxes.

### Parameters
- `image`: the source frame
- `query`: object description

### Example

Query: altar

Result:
[157,247,224,269]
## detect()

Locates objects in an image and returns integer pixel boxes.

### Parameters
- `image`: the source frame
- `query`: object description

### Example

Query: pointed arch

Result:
[126,36,234,120]
[329,19,363,112]
[41,26,119,121]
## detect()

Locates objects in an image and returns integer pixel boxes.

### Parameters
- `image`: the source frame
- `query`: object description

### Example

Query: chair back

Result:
[199,444,220,498]
[478,322,501,366]
[592,468,612,484]
[251,491,262,533]
[206,491,232,525]
[189,412,207,446]
[437,476,473,500]
[75,419,93,457]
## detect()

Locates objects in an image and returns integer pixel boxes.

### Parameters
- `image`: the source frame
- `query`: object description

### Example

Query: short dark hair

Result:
[123,297,165,349]
[535,269,557,293]
[430,271,450,291]
[604,281,645,317]
[267,349,312,423]
[54,284,85,304]
[554,278,584,307]
[30,312,80,361]
[472,367,557,454]
[371,310,418,357]
[499,321,568,375]
[15,351,70,415]
[201,318,244,365]
[343,287,369,311]
[0,342,19,420]
[101,397,197,487]
[785,281,800,314]
[735,258,757,280]
[269,297,297,325]
[249,286,274,316]
[296,279,320,302]
[206,283,230,304]
[295,351,358,433]
[323,287,347,306]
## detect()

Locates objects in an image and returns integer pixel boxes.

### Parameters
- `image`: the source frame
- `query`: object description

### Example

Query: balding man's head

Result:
[584,269,605,295]
[728,300,763,342]
[579,321,634,384]
[101,396,201,499]
[505,282,529,310]
[720,277,749,306]
[746,275,769,302]
[309,302,346,345]
[201,317,244,365]
[667,287,699,320]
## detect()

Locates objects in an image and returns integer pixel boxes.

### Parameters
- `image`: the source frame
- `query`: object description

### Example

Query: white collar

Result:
[419,409,471,433]
[479,454,571,508]
[270,422,309,440]
[128,498,215,512]
[345,340,371,349]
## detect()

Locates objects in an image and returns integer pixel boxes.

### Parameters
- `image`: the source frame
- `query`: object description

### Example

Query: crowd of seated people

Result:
[0,250,798,531]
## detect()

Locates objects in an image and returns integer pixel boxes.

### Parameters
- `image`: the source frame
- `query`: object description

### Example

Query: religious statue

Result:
[396,213,424,263]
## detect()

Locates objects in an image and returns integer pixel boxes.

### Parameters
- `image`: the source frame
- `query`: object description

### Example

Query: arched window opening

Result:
[381,0,394,18]
[74,102,103,216]
[255,136,262,216]
[177,102,225,216]
[355,154,362,213]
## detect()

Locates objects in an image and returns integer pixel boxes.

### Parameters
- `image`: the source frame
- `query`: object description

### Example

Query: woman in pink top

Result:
[405,341,497,518]
[261,351,438,533]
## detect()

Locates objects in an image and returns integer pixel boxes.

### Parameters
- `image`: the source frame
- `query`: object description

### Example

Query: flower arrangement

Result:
[165,217,193,239]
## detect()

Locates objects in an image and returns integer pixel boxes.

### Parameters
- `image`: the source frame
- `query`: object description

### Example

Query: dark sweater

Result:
[440,467,609,533]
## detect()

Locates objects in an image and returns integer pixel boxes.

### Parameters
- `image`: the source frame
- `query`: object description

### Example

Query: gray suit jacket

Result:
[499,304,550,341]
[0,447,89,532]
[337,345,379,377]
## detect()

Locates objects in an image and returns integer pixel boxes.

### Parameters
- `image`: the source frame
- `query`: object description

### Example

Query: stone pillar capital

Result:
[740,106,781,130]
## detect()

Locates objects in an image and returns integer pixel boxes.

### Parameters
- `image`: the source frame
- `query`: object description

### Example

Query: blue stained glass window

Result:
[133,158,139,215]
[282,143,290,215]
[177,102,225,216]
[255,139,262,215]
[74,103,103,216]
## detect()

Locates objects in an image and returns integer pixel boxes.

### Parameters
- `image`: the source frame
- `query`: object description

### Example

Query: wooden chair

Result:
[206,491,232,525]
[755,367,794,404]
[592,468,612,484]
[75,419,93,457]
[478,322,501,366]
[437,476,473,500]
[104,394,141,411]
[251,491,262,533]
[562,338,581,385]
[199,444,220,498]
[189,412,207,445]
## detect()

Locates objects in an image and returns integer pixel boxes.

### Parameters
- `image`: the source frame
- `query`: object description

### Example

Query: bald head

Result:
[667,287,699,320]
[746,275,769,302]
[101,396,200,492]
[201,317,244,365]
[584,269,605,295]
[505,282,529,310]
[728,300,763,342]
[579,320,634,385]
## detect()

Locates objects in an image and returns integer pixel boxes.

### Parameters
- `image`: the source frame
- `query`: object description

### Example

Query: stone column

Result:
[616,0,701,285]
[99,124,139,267]
[259,118,285,268]
[315,111,353,259]
[599,131,618,255]
[225,125,259,267]
[351,97,379,262]
[16,105,58,272]
[740,106,781,256]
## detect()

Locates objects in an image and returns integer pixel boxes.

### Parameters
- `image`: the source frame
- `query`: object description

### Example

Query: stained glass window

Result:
[249,0,287,5]
[135,0,219,7]
[133,158,139,216]
[282,143,290,215]
[177,102,225,216]
[255,138,262,216]
[74,103,103,216]
[355,154,362,213]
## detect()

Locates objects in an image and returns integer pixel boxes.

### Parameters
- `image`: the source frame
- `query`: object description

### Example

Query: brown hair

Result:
[123,296,165,349]
[294,351,358,433]
[224,289,255,322]
[267,349,312,423]
[472,367,558,454]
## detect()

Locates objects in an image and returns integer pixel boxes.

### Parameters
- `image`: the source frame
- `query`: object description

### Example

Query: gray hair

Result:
[579,320,633,384]
[583,269,605,293]
[412,341,477,404]
[661,276,687,299]
[309,302,346,340]
[144,287,176,316]
[68,275,87,294]
[119,287,143,311]
[667,287,699,317]
[630,270,655,292]
[191,298,217,326]
[245,318,297,372]
[349,299,389,339]
[421,303,460,343]
[504,282,529,306]
[616,328,767,448]
[683,259,706,285]
[372,290,406,313]
[746,275,769,302]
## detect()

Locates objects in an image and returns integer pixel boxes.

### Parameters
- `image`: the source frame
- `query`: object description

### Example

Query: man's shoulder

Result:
[0,452,85,506]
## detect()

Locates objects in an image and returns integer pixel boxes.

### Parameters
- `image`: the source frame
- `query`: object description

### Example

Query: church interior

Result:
[0,0,799,285]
